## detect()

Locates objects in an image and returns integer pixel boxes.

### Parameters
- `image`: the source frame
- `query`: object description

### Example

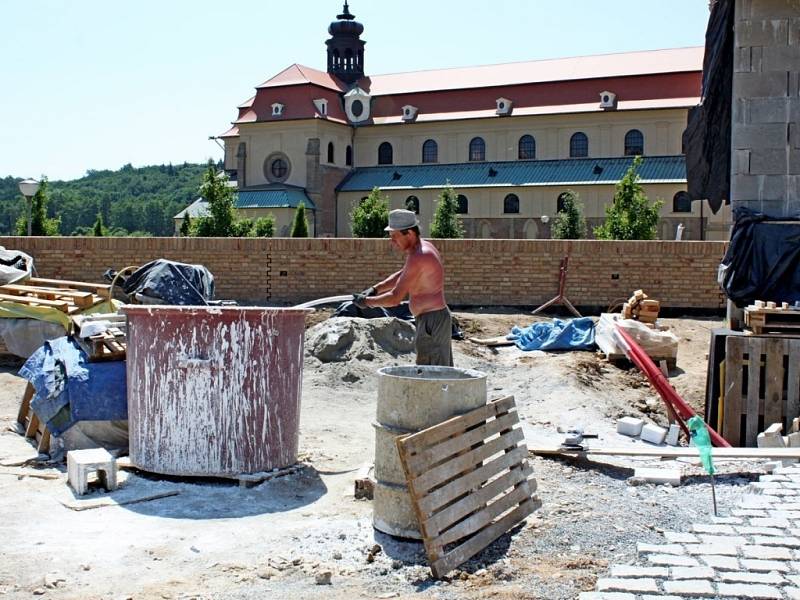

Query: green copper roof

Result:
[236,187,316,209]
[338,155,686,192]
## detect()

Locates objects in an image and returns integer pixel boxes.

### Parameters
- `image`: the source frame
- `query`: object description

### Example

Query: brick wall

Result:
[1,237,728,309]
[731,0,800,216]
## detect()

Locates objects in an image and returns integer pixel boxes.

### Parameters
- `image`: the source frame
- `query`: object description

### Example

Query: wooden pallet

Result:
[722,335,800,447]
[745,305,800,335]
[16,382,51,454]
[76,328,127,362]
[0,282,109,314]
[396,395,539,578]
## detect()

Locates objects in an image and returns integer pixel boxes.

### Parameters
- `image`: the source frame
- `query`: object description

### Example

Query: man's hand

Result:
[352,291,371,309]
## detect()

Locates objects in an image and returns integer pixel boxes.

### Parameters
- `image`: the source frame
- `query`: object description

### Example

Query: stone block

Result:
[734,71,791,98]
[67,448,118,496]
[692,523,737,534]
[633,467,681,485]
[640,423,667,445]
[670,566,715,580]
[719,570,786,584]
[648,553,700,567]
[735,46,753,73]
[750,148,789,175]
[699,534,748,546]
[666,423,680,446]
[753,535,800,547]
[664,531,699,543]
[596,578,658,593]
[741,558,792,572]
[736,17,789,46]
[741,544,793,560]
[716,583,782,599]
[749,1,800,19]
[789,432,800,447]
[749,96,800,124]
[700,555,740,571]
[733,97,750,124]
[662,579,716,597]
[609,565,668,578]
[637,543,685,556]
[791,17,800,45]
[616,417,643,437]
[685,543,738,556]
[578,594,636,600]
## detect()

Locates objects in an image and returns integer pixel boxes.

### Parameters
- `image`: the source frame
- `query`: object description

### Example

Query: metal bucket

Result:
[123,306,311,477]
[373,365,487,538]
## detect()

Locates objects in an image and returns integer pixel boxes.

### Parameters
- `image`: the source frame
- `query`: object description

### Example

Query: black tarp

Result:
[121,259,215,305]
[719,207,800,307]
[682,0,734,214]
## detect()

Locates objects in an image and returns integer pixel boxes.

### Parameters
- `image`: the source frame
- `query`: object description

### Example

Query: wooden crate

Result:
[396,395,539,578]
[722,336,800,447]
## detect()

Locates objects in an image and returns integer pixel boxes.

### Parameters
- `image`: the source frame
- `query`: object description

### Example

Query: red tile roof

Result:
[257,64,346,92]
[361,47,703,96]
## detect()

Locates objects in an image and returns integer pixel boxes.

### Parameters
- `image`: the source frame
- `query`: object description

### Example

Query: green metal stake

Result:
[688,416,717,516]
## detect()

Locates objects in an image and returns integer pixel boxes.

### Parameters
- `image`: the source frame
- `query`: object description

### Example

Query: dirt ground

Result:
[0,309,765,600]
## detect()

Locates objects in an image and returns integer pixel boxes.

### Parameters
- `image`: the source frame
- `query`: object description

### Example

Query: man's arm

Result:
[373,270,403,294]
[366,256,428,308]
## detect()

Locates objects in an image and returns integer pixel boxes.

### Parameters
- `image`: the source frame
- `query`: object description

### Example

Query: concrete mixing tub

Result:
[374,365,487,538]
[123,306,311,477]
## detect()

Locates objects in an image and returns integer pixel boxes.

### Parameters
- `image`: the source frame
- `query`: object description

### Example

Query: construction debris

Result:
[621,290,661,326]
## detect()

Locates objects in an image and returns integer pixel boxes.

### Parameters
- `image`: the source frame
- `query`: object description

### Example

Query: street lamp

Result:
[18,178,40,236]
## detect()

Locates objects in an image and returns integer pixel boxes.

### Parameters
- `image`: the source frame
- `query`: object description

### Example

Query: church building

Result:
[211,3,728,239]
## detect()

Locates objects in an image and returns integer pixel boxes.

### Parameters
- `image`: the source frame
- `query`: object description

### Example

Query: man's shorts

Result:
[414,307,453,367]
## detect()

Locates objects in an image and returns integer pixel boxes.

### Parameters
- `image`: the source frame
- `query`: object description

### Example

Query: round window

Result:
[351,99,364,118]
[271,158,288,179]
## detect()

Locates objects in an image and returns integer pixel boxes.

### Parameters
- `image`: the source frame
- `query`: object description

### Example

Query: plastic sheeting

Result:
[0,298,120,331]
[682,0,734,214]
[595,313,679,360]
[0,319,66,358]
[19,337,127,436]
[719,207,800,307]
[508,317,595,351]
[122,259,215,305]
[0,247,33,284]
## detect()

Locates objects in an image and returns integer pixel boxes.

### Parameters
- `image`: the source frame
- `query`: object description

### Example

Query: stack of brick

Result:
[622,289,661,326]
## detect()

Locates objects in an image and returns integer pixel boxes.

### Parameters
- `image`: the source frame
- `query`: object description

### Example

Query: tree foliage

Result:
[594,157,663,240]
[179,215,191,237]
[192,164,237,237]
[551,190,587,239]
[350,187,389,237]
[254,215,276,237]
[15,178,60,236]
[429,182,464,239]
[290,202,309,237]
[92,213,106,236]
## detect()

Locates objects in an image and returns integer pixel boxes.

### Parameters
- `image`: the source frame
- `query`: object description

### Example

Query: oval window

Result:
[271,158,288,179]
[351,99,364,117]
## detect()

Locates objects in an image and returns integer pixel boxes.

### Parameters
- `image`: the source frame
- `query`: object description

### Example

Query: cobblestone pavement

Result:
[580,464,800,600]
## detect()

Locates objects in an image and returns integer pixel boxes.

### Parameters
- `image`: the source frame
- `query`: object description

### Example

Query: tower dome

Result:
[326,2,366,84]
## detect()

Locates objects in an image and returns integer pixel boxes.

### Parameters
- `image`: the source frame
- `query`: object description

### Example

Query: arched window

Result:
[557,192,571,213]
[327,141,335,164]
[469,137,485,162]
[422,139,438,163]
[504,194,520,214]
[457,194,469,214]
[405,195,420,214]
[345,145,353,166]
[570,132,588,158]
[518,135,536,160]
[672,191,692,213]
[624,129,644,156]
[378,142,393,165]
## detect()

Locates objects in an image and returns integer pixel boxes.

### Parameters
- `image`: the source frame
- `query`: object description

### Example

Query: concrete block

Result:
[790,17,800,46]
[633,467,681,485]
[733,123,791,150]
[759,432,787,448]
[693,523,737,534]
[750,148,790,175]
[637,543,685,556]
[609,565,668,578]
[741,558,792,572]
[749,96,800,124]
[763,45,800,72]
[67,448,118,496]
[765,423,784,436]
[741,544,793,560]
[749,1,800,19]
[719,570,786,584]
[670,566,715,580]
[596,578,658,593]
[578,594,636,600]
[616,417,643,437]
[700,555,740,571]
[734,71,791,98]
[735,46,753,73]
[647,553,700,567]
[664,531,699,543]
[734,149,752,175]
[737,17,789,46]
[666,423,680,446]
[640,423,667,445]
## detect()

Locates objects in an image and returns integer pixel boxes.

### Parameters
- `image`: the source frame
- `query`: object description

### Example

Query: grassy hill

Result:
[0,161,215,236]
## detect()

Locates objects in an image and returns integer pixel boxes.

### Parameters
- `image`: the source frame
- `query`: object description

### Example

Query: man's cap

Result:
[385,209,419,231]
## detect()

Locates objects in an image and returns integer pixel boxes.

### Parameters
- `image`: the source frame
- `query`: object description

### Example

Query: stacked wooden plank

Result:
[72,313,127,362]
[396,395,539,578]
[744,300,800,335]
[0,277,111,314]
[621,289,660,326]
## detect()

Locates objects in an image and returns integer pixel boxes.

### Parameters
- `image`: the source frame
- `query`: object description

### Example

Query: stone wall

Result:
[2,236,728,309]
[731,0,800,216]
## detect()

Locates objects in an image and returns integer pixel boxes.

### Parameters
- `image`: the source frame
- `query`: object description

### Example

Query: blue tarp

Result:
[508,317,596,351]
[19,337,127,435]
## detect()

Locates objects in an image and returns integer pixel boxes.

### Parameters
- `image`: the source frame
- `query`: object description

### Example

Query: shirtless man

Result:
[353,209,453,367]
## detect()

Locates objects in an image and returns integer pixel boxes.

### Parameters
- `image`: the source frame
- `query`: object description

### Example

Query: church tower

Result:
[326,2,366,84]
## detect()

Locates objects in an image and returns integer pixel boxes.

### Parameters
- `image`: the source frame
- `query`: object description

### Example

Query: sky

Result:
[0,0,711,182]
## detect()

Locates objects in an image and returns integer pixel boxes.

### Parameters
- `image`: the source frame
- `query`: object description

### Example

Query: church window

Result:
[570,132,588,158]
[673,191,692,213]
[271,158,288,179]
[406,195,420,214]
[469,137,485,162]
[378,142,393,165]
[457,194,469,214]
[518,135,535,160]
[346,145,353,166]
[624,129,644,156]
[504,194,519,214]
[327,142,335,164]
[422,139,438,163]
[351,99,364,118]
